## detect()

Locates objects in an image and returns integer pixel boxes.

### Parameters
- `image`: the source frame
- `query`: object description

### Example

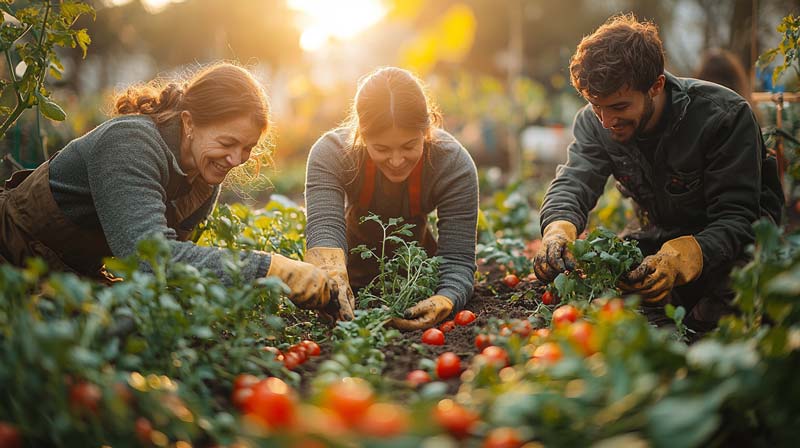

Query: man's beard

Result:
[634,94,655,138]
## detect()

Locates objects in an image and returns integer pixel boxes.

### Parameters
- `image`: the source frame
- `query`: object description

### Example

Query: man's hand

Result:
[619,235,703,303]
[304,247,355,320]
[267,253,331,309]
[533,220,578,283]
[389,295,454,331]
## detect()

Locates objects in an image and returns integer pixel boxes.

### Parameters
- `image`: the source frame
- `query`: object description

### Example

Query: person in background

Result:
[534,15,783,337]
[0,62,339,315]
[694,48,752,103]
[304,67,479,329]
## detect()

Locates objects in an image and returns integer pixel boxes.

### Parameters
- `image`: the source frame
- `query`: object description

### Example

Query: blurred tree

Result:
[68,0,302,92]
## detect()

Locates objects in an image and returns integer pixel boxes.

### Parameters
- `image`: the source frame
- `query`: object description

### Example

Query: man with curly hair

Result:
[534,14,783,336]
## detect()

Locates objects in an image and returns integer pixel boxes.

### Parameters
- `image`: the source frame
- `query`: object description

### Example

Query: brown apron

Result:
[345,154,437,288]
[0,153,212,281]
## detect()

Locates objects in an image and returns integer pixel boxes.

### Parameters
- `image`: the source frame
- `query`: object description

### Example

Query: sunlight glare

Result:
[287,0,388,52]
[104,0,180,14]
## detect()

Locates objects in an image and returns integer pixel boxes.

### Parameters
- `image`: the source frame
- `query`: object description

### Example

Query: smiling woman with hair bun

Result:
[0,62,336,316]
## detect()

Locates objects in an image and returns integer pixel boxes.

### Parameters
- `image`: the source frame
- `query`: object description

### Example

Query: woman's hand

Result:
[304,247,355,320]
[388,295,453,331]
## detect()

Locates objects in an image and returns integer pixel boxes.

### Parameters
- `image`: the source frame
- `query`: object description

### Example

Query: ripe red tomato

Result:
[406,369,431,387]
[475,333,494,351]
[533,342,563,363]
[436,352,462,379]
[481,346,509,368]
[300,340,321,357]
[454,310,477,326]
[433,399,478,438]
[0,422,21,448]
[232,373,260,409]
[439,320,456,333]
[295,404,348,439]
[422,328,445,345]
[502,274,520,288]
[134,417,153,444]
[247,377,296,428]
[232,387,255,410]
[599,298,625,321]
[552,304,580,328]
[233,373,260,392]
[288,345,308,363]
[323,378,374,423]
[534,328,551,338]
[568,320,596,356]
[483,427,523,448]
[283,351,303,370]
[357,403,409,438]
[262,346,285,363]
[541,290,556,305]
[511,319,533,337]
[69,381,102,414]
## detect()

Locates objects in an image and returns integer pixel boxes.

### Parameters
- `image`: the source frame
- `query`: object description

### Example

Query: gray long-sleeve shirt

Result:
[48,114,272,283]
[304,128,479,310]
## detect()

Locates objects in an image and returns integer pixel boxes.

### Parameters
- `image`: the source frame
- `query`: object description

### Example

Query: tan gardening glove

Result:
[304,247,355,321]
[533,220,578,283]
[619,235,704,304]
[267,253,331,310]
[389,295,454,331]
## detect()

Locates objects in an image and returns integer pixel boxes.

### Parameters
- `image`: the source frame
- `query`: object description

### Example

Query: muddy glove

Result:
[304,247,355,320]
[533,220,578,283]
[389,295,454,331]
[619,235,703,304]
[267,253,331,310]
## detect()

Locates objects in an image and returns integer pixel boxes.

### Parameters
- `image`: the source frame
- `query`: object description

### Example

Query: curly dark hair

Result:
[569,14,664,97]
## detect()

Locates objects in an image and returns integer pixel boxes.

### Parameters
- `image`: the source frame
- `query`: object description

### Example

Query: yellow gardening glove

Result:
[619,235,704,304]
[533,220,578,283]
[389,295,454,331]
[267,254,331,310]
[305,247,355,321]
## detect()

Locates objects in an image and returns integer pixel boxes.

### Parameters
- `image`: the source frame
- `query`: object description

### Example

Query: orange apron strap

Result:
[358,156,377,209]
[408,157,424,217]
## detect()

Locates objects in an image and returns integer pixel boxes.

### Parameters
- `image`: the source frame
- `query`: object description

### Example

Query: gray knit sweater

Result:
[305,128,478,310]
[48,114,272,283]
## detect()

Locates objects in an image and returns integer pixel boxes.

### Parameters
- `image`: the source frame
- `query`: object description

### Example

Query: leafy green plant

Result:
[665,303,690,341]
[104,235,292,391]
[313,308,399,390]
[478,179,540,242]
[351,213,441,318]
[197,201,306,259]
[0,0,93,138]
[0,245,273,446]
[477,236,534,275]
[757,14,800,86]
[551,227,643,302]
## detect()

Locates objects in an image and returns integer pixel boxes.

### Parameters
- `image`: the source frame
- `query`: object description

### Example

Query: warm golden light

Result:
[287,0,388,51]
[104,0,181,14]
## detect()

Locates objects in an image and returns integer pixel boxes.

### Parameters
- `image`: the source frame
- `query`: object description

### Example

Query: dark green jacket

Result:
[541,72,783,275]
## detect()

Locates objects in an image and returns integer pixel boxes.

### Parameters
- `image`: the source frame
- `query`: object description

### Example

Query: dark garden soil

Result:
[295,273,548,399]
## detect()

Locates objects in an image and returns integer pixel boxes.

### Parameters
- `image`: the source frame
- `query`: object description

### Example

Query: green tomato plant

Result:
[351,213,441,318]
[551,227,643,302]
[0,0,93,138]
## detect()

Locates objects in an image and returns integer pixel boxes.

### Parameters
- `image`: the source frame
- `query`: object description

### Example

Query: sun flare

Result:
[287,0,388,52]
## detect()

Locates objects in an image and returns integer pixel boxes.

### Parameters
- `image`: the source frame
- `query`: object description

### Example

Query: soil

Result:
[295,274,548,399]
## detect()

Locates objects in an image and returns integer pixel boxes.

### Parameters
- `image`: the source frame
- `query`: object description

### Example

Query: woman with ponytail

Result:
[304,67,479,329]
[0,62,338,315]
